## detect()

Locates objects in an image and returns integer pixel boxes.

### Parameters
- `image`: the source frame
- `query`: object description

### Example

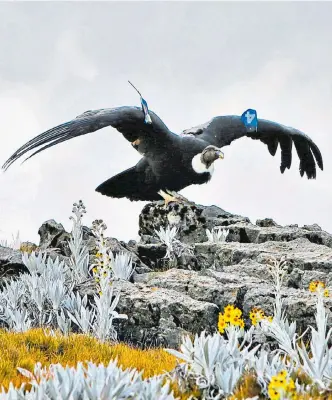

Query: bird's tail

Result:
[95,167,159,201]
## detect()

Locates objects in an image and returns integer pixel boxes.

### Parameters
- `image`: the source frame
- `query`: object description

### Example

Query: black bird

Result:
[2,106,323,204]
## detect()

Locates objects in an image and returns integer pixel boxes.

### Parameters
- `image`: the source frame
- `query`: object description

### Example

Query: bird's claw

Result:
[158,189,193,208]
[131,138,141,146]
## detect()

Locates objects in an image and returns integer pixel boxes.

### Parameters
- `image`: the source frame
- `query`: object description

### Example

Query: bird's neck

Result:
[191,153,215,175]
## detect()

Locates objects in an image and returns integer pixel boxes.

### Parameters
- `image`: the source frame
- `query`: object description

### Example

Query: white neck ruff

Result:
[191,153,215,175]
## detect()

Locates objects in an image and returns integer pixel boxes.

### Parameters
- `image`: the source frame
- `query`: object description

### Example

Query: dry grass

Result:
[0,328,179,392]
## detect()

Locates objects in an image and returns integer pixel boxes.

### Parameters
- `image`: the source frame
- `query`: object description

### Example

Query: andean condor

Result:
[2,106,323,205]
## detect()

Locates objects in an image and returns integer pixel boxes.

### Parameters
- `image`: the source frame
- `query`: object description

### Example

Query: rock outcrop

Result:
[2,201,332,348]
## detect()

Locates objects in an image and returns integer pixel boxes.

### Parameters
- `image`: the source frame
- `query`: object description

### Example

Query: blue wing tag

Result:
[140,97,152,125]
[241,109,258,132]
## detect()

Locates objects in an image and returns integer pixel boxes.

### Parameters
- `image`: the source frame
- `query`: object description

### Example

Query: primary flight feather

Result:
[2,105,323,204]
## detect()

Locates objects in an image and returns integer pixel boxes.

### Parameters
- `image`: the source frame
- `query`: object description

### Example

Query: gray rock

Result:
[225,222,332,247]
[256,218,280,227]
[0,246,29,280]
[38,219,71,255]
[112,280,219,349]
[139,202,249,244]
[37,220,151,275]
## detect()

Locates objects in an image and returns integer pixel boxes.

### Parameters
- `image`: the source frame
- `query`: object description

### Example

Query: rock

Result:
[38,219,71,255]
[0,246,29,280]
[256,218,280,227]
[139,202,332,248]
[226,222,332,247]
[136,243,167,270]
[37,220,151,274]
[133,269,241,310]
[101,237,151,274]
[112,280,219,349]
[302,223,322,232]
[139,202,249,244]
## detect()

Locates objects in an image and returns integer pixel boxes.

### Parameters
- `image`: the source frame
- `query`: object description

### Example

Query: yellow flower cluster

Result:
[309,280,329,297]
[268,370,296,400]
[218,305,245,333]
[92,250,113,281]
[249,307,273,326]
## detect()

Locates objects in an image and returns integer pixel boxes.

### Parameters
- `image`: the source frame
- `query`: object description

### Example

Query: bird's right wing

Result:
[182,116,323,179]
[2,106,172,171]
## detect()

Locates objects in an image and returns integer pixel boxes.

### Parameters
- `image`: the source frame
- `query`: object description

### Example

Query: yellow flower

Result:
[249,307,264,324]
[230,315,240,326]
[324,289,329,297]
[224,304,235,313]
[219,305,245,332]
[224,310,233,323]
[249,307,273,326]
[268,370,296,400]
[232,308,242,318]
[309,280,325,292]
[218,314,228,333]
[268,388,280,400]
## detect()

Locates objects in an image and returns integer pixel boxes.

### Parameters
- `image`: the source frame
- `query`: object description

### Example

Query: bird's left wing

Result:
[182,115,323,179]
[2,106,171,171]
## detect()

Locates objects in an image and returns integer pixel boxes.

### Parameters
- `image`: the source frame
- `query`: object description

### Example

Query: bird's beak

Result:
[218,151,224,160]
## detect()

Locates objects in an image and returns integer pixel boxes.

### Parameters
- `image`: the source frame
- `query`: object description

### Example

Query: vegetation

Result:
[0,201,332,398]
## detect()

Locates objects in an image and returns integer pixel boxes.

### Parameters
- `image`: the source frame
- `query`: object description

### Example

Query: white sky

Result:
[0,2,331,244]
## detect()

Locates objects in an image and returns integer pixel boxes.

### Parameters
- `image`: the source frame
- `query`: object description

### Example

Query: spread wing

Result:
[2,106,172,171]
[182,115,323,179]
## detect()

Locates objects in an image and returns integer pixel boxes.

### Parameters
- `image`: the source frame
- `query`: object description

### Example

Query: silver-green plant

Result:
[68,200,90,282]
[91,219,134,281]
[205,227,229,244]
[155,225,194,261]
[252,256,332,392]
[258,258,300,366]
[166,328,259,398]
[0,201,126,342]
[0,359,177,400]
[296,284,332,389]
[155,225,179,260]
[0,231,21,250]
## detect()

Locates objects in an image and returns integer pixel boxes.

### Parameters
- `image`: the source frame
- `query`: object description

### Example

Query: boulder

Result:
[139,201,249,244]
[0,246,29,280]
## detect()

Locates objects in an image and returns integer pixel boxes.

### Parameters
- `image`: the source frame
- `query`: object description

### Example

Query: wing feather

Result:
[2,106,171,171]
[183,115,323,179]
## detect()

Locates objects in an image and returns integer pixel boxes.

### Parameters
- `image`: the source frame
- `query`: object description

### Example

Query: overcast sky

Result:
[0,2,331,245]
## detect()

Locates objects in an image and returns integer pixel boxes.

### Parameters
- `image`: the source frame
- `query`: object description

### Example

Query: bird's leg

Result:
[131,138,141,146]
[158,189,193,208]
[165,189,193,204]
[158,190,181,208]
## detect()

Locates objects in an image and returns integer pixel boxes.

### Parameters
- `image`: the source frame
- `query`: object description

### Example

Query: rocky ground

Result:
[1,200,332,349]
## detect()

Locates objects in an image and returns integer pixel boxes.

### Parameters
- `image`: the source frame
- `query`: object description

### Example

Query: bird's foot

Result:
[158,189,193,208]
[131,138,141,146]
[158,190,179,208]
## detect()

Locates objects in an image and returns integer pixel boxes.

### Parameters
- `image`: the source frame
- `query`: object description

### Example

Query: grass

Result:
[0,328,178,391]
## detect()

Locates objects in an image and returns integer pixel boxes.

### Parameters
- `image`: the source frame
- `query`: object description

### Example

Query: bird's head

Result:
[201,145,224,168]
